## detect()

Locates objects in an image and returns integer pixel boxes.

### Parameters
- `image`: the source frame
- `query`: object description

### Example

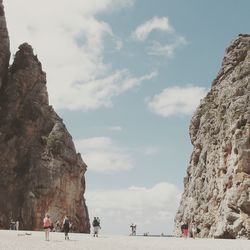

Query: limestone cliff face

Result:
[0,0,10,88]
[0,1,90,232]
[175,34,250,239]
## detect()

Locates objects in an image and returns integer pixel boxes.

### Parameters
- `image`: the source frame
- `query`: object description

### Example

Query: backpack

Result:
[93,219,99,227]
[64,218,70,226]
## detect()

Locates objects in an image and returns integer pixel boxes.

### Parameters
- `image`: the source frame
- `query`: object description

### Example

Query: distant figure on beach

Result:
[92,217,101,237]
[191,221,197,239]
[55,220,61,232]
[130,223,137,236]
[43,214,52,241]
[63,216,71,240]
[181,222,188,238]
[9,219,16,230]
[16,221,19,231]
[50,222,55,232]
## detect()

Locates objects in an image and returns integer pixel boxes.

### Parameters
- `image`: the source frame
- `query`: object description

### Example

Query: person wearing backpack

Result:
[92,217,101,237]
[43,214,52,241]
[63,216,70,240]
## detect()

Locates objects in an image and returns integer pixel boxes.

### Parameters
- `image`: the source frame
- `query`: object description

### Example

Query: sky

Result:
[4,0,250,235]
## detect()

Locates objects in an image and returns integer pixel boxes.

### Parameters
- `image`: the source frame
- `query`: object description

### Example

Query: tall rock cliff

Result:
[175,34,250,239]
[0,0,10,88]
[0,1,90,232]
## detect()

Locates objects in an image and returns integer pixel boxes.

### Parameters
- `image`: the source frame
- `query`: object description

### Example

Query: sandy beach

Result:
[0,230,249,250]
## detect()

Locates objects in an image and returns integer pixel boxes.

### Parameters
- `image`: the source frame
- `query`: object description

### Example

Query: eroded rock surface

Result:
[175,34,250,239]
[0,0,10,89]
[0,1,90,232]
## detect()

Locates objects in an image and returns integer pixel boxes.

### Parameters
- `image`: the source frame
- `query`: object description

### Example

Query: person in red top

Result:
[181,222,189,238]
[43,214,52,241]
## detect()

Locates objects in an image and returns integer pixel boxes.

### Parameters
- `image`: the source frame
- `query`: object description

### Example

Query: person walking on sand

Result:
[63,216,70,240]
[43,214,52,241]
[92,217,101,237]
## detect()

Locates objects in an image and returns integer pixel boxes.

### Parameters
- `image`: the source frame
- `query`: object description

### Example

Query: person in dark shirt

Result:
[63,216,71,240]
[92,217,101,237]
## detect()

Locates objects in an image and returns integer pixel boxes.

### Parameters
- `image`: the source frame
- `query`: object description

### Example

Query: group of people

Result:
[9,220,19,230]
[43,214,71,241]
[11,215,200,239]
[43,214,102,241]
[180,221,200,239]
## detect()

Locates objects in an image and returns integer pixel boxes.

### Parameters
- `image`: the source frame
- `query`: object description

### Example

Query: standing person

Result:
[92,217,101,237]
[130,223,134,236]
[133,224,137,236]
[10,219,15,230]
[55,220,61,232]
[16,221,19,230]
[183,222,188,238]
[43,214,52,241]
[63,216,70,240]
[191,221,197,239]
[130,223,137,236]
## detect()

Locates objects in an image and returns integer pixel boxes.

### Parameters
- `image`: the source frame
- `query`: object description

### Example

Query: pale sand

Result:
[0,230,249,250]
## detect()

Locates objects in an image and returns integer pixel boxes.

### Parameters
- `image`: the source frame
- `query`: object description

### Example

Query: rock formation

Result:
[0,0,10,88]
[175,34,250,239]
[0,0,90,232]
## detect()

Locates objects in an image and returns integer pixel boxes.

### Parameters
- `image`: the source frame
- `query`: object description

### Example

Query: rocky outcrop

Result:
[0,1,90,232]
[175,34,250,239]
[0,0,10,88]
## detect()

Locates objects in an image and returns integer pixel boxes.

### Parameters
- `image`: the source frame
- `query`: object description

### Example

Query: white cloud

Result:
[4,0,159,111]
[132,16,174,41]
[131,16,186,58]
[107,126,123,132]
[54,69,157,110]
[148,36,187,58]
[135,146,160,156]
[86,182,181,235]
[115,39,123,50]
[148,86,207,117]
[75,137,133,172]
[143,146,159,156]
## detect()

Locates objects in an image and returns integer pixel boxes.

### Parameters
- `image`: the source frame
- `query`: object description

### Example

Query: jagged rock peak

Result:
[175,35,250,239]
[0,0,10,88]
[212,34,250,86]
[11,43,43,74]
[0,1,90,232]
